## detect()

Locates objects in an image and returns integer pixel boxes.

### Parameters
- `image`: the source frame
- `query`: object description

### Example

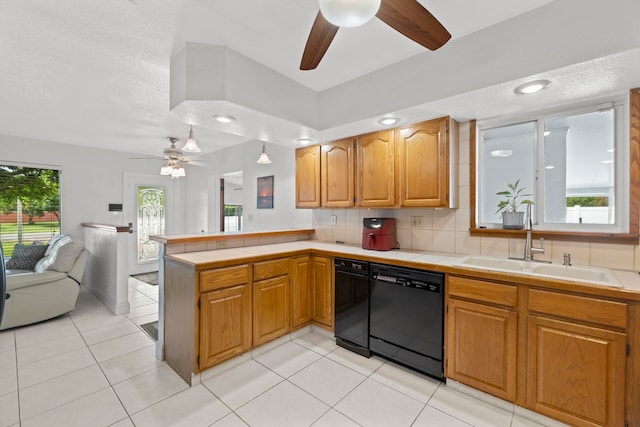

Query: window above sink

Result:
[470,88,640,244]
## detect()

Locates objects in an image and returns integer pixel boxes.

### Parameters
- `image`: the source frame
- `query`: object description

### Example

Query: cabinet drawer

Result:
[528,288,627,329]
[448,276,518,308]
[200,264,250,292]
[253,258,289,281]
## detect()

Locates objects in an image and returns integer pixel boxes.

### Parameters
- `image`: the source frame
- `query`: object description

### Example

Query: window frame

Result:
[470,88,640,244]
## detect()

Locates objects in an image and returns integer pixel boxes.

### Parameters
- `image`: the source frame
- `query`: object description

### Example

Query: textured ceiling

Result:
[1,0,639,159]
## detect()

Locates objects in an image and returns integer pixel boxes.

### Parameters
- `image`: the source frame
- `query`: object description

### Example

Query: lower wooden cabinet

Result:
[291,256,313,327]
[312,255,333,328]
[253,276,290,346]
[447,274,632,427]
[446,298,517,402]
[527,316,626,427]
[199,284,252,370]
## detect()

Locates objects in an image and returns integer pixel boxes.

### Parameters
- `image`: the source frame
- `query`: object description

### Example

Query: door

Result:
[199,284,252,370]
[124,173,175,275]
[291,256,312,327]
[321,138,355,207]
[527,316,626,427]
[446,298,518,402]
[253,276,290,346]
[356,129,396,207]
[398,117,449,207]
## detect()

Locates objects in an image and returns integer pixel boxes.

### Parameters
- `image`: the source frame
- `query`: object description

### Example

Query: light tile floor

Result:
[0,278,569,427]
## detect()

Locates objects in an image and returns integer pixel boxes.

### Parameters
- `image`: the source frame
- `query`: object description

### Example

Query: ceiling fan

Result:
[300,0,451,70]
[129,137,209,178]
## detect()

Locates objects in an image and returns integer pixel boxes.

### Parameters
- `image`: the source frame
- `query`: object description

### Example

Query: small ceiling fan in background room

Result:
[129,132,209,179]
[300,0,451,70]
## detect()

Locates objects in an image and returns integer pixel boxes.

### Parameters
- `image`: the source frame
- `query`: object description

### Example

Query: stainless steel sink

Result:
[455,256,621,288]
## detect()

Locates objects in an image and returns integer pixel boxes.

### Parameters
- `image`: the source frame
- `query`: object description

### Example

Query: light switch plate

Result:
[330,215,337,226]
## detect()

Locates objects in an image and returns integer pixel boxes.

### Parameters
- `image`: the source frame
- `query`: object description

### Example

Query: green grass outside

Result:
[0,222,60,256]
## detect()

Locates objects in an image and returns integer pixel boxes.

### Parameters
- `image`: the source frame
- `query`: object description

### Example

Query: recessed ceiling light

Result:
[213,115,236,123]
[514,79,551,95]
[544,131,551,136]
[545,165,554,169]
[297,138,313,146]
[378,116,400,126]
[491,150,512,158]
[601,160,614,164]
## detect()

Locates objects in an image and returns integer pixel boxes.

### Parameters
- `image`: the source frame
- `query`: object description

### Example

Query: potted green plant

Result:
[496,179,534,229]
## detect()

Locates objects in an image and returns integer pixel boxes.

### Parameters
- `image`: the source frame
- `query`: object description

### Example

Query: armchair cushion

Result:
[5,243,48,270]
[7,271,68,291]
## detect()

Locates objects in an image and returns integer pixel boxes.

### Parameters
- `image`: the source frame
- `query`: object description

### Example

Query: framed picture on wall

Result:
[257,175,274,209]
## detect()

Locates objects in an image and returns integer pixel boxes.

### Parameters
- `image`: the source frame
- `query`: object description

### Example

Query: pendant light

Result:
[256,141,272,164]
[182,125,202,153]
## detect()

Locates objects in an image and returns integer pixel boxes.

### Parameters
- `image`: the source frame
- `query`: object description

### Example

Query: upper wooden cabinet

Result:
[398,117,454,207]
[321,138,355,208]
[295,145,321,208]
[356,129,396,207]
[295,116,457,209]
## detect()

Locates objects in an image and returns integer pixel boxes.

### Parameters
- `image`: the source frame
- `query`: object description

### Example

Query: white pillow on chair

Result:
[50,240,85,273]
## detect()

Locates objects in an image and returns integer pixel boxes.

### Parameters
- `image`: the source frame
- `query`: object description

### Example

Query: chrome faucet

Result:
[524,204,545,261]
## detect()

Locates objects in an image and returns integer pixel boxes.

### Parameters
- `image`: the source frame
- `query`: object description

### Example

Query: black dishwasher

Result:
[369,263,445,380]
[334,258,371,357]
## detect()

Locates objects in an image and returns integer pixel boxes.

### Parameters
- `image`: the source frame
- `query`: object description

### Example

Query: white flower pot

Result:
[502,211,524,229]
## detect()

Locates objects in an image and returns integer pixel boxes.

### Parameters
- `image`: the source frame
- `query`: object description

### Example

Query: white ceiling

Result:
[1,0,639,159]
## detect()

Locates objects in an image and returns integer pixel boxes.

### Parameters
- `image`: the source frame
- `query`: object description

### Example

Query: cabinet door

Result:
[253,276,290,346]
[356,129,396,207]
[312,256,333,328]
[291,256,312,327]
[398,117,448,207]
[446,298,518,402]
[199,284,252,370]
[527,316,625,427]
[321,138,355,207]
[295,146,321,208]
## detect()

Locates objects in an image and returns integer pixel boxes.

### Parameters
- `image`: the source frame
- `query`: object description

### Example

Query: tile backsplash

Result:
[311,121,639,271]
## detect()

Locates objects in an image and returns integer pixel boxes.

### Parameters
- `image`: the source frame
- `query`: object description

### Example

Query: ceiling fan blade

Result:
[300,11,339,70]
[188,160,211,168]
[376,0,451,51]
[128,156,161,160]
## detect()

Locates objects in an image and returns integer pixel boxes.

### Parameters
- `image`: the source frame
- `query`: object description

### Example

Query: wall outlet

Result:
[412,216,423,228]
[330,215,337,226]
[216,240,227,249]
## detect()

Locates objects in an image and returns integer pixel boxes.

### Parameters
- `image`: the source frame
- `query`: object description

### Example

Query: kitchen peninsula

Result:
[157,234,640,427]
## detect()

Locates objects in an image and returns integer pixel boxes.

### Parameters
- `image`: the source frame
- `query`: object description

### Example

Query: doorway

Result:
[124,173,175,275]
[220,171,243,232]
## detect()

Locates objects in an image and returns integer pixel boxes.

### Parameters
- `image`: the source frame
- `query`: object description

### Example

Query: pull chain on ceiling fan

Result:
[300,0,451,70]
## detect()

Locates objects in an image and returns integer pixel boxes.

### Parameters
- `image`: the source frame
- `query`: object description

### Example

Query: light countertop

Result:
[166,240,640,299]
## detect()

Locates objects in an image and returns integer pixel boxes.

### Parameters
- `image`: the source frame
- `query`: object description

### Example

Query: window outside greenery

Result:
[0,165,61,256]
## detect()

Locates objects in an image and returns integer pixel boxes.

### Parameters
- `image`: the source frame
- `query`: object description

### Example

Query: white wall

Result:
[0,134,180,238]
[181,140,312,233]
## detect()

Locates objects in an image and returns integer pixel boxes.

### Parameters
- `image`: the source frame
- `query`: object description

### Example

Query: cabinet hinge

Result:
[446,304,448,314]
[627,344,631,357]
[198,299,201,309]
[446,193,449,202]
[197,355,200,366]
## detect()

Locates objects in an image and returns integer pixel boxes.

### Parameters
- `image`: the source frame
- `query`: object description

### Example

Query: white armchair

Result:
[0,235,88,330]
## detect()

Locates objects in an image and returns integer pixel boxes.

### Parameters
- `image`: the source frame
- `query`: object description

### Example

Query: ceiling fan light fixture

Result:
[160,163,173,176]
[514,79,551,95]
[319,0,381,28]
[256,142,272,164]
[182,125,202,153]
[171,166,186,178]
[213,115,236,124]
[378,116,400,126]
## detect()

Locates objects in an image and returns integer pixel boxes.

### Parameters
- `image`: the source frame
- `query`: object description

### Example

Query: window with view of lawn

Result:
[0,165,61,257]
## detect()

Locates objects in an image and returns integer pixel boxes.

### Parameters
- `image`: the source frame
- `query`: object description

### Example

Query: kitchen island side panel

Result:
[164,259,197,384]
